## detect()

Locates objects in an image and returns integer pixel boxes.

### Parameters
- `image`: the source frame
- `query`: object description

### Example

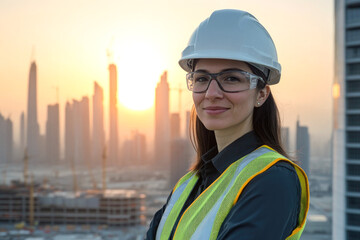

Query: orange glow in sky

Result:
[0,0,334,150]
[116,38,167,111]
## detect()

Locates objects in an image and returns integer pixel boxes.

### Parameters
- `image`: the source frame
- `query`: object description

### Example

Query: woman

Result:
[146,9,309,240]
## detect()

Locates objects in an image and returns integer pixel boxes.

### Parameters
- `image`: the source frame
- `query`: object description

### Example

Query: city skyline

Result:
[0,0,333,151]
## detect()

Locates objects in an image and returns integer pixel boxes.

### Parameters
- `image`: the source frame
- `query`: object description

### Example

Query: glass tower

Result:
[333,0,360,239]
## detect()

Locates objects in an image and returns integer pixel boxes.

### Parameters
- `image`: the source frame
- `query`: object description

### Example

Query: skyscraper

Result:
[65,97,90,166]
[296,119,310,175]
[121,130,146,166]
[26,61,40,162]
[333,1,360,239]
[20,112,25,153]
[46,104,60,163]
[170,113,181,140]
[155,71,170,170]
[186,111,191,139]
[73,97,91,166]
[132,130,146,165]
[65,101,74,164]
[6,118,13,163]
[92,82,105,167]
[169,112,191,188]
[0,113,13,163]
[281,127,290,153]
[109,64,118,166]
[170,139,190,188]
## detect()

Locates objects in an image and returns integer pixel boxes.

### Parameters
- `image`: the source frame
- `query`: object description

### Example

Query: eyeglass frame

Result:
[186,69,265,93]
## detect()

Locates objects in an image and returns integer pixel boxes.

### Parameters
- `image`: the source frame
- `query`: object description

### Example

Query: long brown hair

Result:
[189,63,290,172]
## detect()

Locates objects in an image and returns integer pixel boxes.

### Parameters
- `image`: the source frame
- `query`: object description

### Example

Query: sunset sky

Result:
[0,0,334,154]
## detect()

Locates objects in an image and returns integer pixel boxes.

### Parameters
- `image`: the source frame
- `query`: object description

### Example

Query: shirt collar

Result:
[202,131,262,174]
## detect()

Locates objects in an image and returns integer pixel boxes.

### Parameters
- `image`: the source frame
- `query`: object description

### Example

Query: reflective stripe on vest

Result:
[155,172,199,240]
[155,145,309,240]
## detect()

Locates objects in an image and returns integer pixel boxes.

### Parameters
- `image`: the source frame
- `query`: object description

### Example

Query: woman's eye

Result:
[194,77,209,83]
[224,77,241,82]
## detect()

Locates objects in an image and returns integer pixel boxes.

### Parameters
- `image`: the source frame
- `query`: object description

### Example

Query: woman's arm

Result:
[217,161,301,240]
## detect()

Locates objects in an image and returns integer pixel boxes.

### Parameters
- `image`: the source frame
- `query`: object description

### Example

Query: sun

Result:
[115,38,166,111]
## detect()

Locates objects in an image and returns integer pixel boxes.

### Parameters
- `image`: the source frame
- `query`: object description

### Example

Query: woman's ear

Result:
[255,85,271,107]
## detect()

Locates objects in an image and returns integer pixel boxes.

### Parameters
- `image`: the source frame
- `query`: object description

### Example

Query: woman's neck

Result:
[215,122,253,152]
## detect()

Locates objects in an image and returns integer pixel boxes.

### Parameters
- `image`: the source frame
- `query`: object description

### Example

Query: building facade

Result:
[333,1,360,239]
[92,82,105,167]
[281,127,290,153]
[65,97,90,166]
[0,186,145,227]
[109,64,119,166]
[20,112,25,154]
[296,119,310,176]
[0,113,13,163]
[122,131,146,166]
[73,97,91,166]
[26,61,40,162]
[154,71,170,170]
[169,138,191,188]
[65,102,74,164]
[170,113,181,140]
[46,104,60,163]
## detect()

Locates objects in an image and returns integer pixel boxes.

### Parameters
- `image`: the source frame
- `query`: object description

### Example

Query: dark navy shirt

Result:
[146,131,301,240]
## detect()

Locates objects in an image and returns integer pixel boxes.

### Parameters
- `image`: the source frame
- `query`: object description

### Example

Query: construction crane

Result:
[29,173,34,226]
[102,146,107,192]
[23,148,29,185]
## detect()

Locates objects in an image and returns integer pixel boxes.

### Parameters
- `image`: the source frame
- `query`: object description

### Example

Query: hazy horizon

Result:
[0,0,334,156]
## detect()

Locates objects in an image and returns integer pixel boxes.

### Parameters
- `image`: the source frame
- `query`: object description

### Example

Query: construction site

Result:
[0,150,149,240]
[0,184,145,227]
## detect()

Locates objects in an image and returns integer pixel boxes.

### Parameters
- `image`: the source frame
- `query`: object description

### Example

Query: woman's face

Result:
[193,58,263,134]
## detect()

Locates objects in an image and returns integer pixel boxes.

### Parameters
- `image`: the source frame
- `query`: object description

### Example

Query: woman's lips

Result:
[203,106,229,115]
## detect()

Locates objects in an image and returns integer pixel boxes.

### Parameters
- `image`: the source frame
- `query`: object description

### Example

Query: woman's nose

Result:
[205,80,223,99]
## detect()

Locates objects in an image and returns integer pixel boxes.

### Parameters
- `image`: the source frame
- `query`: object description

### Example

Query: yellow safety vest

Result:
[155,145,309,240]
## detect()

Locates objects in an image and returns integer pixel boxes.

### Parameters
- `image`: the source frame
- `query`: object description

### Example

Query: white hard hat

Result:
[179,9,281,85]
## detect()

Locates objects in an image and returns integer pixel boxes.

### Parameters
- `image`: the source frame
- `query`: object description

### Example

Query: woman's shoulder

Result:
[241,160,300,200]
[257,160,299,187]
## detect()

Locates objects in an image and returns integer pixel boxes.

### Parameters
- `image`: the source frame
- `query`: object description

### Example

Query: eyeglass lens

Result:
[187,70,256,93]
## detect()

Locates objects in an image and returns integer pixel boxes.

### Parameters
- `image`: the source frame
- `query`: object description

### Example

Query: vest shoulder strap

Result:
[155,172,199,240]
